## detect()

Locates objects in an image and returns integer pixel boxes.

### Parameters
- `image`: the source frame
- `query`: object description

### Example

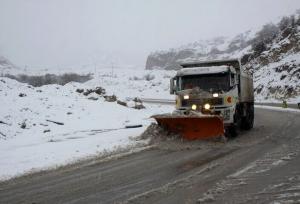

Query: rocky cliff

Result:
[146,13,300,102]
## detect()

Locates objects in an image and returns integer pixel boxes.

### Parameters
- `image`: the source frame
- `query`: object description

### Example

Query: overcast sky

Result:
[0,0,300,69]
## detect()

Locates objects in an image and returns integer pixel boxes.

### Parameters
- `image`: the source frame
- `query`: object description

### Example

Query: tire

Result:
[225,125,238,138]
[242,103,254,130]
[225,106,241,138]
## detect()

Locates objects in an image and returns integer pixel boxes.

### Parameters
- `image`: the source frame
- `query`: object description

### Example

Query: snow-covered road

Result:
[1,108,300,204]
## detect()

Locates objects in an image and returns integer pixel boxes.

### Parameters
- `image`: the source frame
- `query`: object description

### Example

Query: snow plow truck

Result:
[153,59,254,139]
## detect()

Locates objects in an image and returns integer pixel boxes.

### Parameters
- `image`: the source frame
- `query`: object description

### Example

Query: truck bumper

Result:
[213,105,235,125]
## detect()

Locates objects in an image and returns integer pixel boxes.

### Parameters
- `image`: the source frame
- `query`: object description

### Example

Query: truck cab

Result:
[170,59,254,134]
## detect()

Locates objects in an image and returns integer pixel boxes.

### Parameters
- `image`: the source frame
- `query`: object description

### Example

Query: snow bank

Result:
[255,105,300,114]
[0,68,175,180]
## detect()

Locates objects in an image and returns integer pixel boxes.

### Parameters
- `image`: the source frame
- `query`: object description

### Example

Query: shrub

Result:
[143,73,155,81]
[4,73,92,87]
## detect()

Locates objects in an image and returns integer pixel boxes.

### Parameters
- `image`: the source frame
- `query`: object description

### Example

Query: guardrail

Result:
[140,98,175,105]
[255,102,299,109]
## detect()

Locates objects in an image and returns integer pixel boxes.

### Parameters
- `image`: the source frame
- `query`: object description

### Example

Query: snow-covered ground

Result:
[0,68,175,180]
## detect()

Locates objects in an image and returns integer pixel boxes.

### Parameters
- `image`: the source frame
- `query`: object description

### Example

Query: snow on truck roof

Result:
[176,65,230,76]
[180,58,240,68]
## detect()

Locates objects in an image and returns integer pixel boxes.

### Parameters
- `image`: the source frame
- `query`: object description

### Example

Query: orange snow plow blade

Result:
[153,115,224,140]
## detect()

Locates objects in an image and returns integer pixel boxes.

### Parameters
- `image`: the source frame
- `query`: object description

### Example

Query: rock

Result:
[133,103,145,110]
[130,98,146,109]
[127,101,136,108]
[83,89,93,96]
[117,100,127,107]
[88,96,98,101]
[105,95,117,102]
[94,87,106,95]
[280,75,287,80]
[40,123,48,127]
[19,93,27,97]
[133,97,142,103]
[20,121,26,129]
[76,88,84,93]
[79,87,106,96]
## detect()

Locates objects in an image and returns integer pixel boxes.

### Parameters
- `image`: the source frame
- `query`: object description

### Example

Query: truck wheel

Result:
[225,125,237,138]
[226,108,241,138]
[242,104,254,130]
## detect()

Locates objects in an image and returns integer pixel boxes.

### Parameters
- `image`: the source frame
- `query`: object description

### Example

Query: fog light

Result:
[223,109,230,120]
[204,103,210,110]
[213,93,219,98]
[191,104,197,110]
[183,95,189,100]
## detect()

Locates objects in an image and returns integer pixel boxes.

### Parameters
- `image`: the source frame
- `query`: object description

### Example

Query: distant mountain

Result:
[146,12,300,102]
[0,56,17,74]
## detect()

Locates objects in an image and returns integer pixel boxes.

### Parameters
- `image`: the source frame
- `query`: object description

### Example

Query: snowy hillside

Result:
[244,16,300,102]
[0,68,175,180]
[145,31,255,70]
[146,14,300,102]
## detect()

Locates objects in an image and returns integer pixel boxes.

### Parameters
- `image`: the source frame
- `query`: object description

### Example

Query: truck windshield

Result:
[180,73,230,92]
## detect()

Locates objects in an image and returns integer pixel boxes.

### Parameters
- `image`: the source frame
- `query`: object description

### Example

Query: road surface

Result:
[0,108,300,204]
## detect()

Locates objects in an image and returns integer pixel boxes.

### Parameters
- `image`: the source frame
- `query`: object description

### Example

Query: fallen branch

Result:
[46,119,64,125]
[0,131,6,137]
[0,120,9,125]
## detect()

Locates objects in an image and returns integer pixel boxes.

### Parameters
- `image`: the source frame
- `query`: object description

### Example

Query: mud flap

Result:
[152,115,224,140]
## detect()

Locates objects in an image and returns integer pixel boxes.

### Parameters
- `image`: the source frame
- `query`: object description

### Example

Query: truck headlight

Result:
[191,104,197,110]
[213,93,219,98]
[204,103,210,110]
[183,95,189,100]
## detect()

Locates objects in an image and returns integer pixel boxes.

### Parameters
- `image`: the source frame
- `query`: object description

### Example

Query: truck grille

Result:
[182,98,223,107]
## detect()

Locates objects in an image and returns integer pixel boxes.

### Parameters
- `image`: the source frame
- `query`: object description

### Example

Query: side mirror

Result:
[230,73,237,87]
[170,78,176,94]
